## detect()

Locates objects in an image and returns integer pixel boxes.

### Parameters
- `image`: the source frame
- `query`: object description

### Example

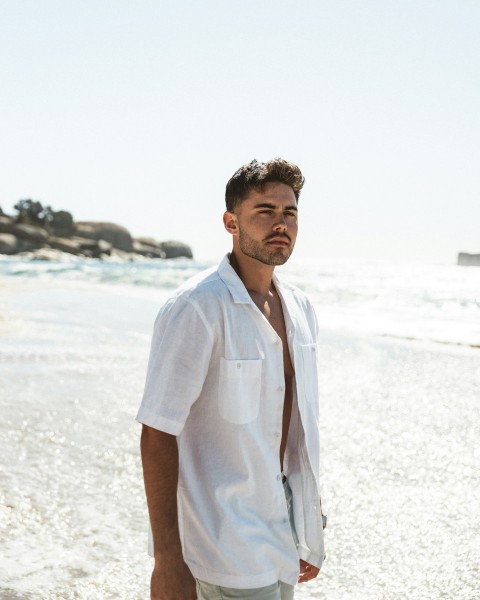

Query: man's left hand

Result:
[297,559,320,583]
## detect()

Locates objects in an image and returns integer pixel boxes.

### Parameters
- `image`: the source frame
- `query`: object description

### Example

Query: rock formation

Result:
[0,201,193,260]
[75,222,134,252]
[458,252,480,266]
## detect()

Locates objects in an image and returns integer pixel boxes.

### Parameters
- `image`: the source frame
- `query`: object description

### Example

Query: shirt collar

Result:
[217,254,252,304]
[218,253,295,306]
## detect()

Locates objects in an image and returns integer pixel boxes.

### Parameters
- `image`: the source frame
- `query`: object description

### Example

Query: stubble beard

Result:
[237,225,294,266]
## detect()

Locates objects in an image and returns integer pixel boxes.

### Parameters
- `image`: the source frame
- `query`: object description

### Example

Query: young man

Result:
[137,158,325,600]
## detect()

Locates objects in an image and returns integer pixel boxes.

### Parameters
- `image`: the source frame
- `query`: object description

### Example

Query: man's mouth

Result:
[266,236,290,246]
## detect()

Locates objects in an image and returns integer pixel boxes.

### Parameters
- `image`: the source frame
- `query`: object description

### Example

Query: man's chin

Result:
[238,238,294,266]
[261,249,292,266]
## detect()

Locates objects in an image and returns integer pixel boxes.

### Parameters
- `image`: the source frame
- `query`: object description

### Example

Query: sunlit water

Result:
[1,256,479,599]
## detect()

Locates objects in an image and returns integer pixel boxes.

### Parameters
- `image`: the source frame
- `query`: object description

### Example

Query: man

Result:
[137,158,325,600]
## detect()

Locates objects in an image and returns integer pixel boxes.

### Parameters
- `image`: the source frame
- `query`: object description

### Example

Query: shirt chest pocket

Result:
[218,358,263,424]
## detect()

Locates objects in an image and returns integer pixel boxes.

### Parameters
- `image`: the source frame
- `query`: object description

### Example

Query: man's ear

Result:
[223,211,238,235]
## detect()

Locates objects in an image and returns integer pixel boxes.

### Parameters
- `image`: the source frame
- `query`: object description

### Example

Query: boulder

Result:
[109,248,137,260]
[0,233,19,255]
[135,236,161,248]
[47,210,75,237]
[0,234,41,255]
[458,252,480,266]
[132,240,166,258]
[159,240,193,259]
[0,216,14,233]
[68,236,112,258]
[71,236,99,249]
[75,222,133,252]
[96,239,113,256]
[12,223,49,243]
[47,236,113,258]
[17,238,42,252]
[48,236,84,256]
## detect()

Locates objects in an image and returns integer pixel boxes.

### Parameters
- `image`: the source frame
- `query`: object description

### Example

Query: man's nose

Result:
[273,214,287,231]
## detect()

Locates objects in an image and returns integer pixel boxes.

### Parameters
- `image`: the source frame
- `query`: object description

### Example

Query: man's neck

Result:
[229,250,275,297]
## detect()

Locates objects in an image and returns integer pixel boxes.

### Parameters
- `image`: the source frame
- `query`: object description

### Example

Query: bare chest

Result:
[251,289,294,378]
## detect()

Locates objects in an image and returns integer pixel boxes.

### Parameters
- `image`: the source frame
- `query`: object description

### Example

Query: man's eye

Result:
[285,212,297,218]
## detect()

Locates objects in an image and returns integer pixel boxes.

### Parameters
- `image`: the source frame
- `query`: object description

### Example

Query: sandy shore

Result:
[1,277,479,599]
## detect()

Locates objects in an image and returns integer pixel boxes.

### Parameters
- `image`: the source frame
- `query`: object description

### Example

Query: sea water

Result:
[0,256,479,599]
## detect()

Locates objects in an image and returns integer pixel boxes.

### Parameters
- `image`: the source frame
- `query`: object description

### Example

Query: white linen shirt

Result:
[136,254,324,588]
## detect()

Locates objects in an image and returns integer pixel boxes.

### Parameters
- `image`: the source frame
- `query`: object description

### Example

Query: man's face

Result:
[229,182,298,266]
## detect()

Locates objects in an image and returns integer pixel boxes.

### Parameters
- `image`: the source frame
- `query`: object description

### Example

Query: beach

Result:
[1,257,479,599]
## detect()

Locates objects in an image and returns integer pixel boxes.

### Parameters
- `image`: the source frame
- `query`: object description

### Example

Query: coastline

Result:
[1,270,479,599]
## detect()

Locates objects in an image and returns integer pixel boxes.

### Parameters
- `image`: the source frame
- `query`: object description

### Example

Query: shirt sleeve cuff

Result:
[135,406,184,436]
[298,546,324,569]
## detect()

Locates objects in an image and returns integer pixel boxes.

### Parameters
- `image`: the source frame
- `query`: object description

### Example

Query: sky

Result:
[1,0,479,263]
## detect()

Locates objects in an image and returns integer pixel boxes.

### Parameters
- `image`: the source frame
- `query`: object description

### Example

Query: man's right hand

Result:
[150,556,196,600]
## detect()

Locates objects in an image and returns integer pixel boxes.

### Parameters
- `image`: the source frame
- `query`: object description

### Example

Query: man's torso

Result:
[137,256,324,587]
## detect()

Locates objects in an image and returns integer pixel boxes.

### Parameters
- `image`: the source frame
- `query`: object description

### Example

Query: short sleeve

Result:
[136,295,214,435]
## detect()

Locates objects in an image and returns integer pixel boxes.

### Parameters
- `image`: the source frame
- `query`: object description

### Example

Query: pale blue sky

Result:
[1,0,479,262]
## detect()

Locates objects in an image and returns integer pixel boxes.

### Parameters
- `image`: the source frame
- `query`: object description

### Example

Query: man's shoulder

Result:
[153,263,227,335]
[168,262,228,308]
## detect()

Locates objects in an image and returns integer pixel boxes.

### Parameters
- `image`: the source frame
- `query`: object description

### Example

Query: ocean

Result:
[1,255,479,599]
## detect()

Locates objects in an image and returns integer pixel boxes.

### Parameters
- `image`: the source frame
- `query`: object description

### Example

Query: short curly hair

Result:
[225,158,305,213]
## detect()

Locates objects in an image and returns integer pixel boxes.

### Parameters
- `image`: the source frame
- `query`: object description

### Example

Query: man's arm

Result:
[140,425,196,600]
[298,496,326,584]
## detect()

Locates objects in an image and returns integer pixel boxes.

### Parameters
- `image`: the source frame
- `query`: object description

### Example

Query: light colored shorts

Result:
[196,476,298,600]
[196,579,294,600]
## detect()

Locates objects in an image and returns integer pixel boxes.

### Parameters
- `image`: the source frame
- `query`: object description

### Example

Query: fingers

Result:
[298,569,320,583]
[298,560,320,583]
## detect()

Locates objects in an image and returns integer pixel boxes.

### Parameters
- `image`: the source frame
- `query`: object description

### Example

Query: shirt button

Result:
[276,474,282,481]
[273,339,279,345]
[313,505,318,511]
[274,432,281,438]
[277,385,284,392]
[236,363,241,368]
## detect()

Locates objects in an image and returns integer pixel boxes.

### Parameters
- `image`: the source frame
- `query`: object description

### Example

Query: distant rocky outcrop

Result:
[159,240,194,259]
[458,252,480,266]
[0,201,193,260]
[75,222,134,252]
